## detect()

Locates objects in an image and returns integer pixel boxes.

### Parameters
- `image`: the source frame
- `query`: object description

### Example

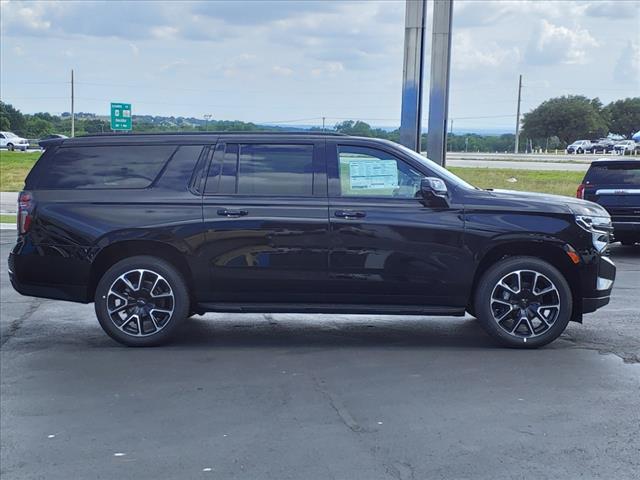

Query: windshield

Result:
[5,132,18,138]
[394,143,476,190]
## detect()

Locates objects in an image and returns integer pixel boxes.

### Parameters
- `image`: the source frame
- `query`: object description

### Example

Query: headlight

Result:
[575,215,612,252]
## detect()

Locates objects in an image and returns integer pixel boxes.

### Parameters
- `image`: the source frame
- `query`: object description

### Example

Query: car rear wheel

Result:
[7,143,14,151]
[474,256,572,348]
[95,256,189,346]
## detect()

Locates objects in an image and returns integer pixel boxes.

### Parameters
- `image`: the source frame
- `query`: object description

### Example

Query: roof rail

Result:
[76,131,348,138]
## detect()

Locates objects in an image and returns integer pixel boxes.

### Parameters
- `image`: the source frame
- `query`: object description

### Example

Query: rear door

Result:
[583,161,640,225]
[201,137,329,303]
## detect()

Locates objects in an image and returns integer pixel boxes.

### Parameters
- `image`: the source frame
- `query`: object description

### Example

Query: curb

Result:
[0,223,16,230]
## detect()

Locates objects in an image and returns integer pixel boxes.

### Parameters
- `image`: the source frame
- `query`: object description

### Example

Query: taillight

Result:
[18,191,34,234]
[576,184,585,199]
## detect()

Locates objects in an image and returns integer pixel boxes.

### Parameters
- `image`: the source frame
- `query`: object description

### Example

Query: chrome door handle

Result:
[334,210,366,219]
[217,209,248,217]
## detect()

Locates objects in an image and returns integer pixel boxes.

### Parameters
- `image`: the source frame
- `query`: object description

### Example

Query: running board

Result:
[196,302,465,316]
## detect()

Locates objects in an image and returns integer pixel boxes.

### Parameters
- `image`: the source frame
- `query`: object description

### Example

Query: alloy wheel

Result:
[106,269,175,337]
[490,269,561,339]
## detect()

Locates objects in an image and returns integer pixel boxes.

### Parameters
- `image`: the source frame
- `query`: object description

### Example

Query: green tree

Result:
[605,97,640,137]
[0,101,26,134]
[521,95,609,146]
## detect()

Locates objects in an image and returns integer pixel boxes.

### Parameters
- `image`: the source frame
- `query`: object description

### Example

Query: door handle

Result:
[334,210,366,219]
[217,208,248,217]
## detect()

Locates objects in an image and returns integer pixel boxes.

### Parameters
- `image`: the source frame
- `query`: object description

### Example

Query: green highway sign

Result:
[110,102,132,131]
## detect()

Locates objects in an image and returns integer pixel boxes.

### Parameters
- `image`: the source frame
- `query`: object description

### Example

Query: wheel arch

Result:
[88,240,195,302]
[469,240,583,322]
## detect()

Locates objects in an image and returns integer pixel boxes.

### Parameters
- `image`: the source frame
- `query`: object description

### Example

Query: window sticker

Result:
[348,159,398,190]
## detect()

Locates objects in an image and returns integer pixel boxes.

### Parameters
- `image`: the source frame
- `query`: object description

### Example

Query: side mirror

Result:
[420,177,449,206]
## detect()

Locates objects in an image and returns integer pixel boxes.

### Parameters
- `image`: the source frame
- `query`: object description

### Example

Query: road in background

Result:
[1,229,638,479]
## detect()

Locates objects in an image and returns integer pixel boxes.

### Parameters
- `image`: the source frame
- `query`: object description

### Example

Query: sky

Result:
[1,0,639,132]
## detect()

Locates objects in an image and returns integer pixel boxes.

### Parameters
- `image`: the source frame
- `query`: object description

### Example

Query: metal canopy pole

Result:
[426,0,453,166]
[399,0,427,152]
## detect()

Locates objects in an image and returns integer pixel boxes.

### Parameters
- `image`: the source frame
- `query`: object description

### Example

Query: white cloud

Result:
[272,65,294,76]
[453,31,520,71]
[129,43,139,57]
[311,62,345,77]
[614,41,640,84]
[526,20,599,65]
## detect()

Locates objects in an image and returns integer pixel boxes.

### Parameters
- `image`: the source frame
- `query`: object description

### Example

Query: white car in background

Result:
[566,139,591,154]
[613,140,637,155]
[0,131,30,151]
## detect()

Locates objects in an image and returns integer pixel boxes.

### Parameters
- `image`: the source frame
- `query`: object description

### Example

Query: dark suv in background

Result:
[578,159,640,245]
[9,133,616,348]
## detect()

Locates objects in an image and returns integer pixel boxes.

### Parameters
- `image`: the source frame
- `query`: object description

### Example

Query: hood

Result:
[486,189,610,217]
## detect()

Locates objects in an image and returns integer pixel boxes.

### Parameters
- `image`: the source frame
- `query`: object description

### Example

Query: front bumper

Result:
[581,255,616,314]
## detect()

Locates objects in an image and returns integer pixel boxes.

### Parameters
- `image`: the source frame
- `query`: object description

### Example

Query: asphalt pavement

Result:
[1,229,639,479]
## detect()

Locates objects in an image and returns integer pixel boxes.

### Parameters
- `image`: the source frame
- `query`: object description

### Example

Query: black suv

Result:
[578,158,640,245]
[9,133,616,348]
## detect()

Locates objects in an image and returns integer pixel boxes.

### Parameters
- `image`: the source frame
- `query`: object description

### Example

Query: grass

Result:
[0,214,16,224]
[0,150,584,197]
[449,167,584,197]
[0,150,40,192]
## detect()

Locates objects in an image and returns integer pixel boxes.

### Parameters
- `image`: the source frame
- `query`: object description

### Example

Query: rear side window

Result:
[205,143,314,196]
[37,145,177,189]
[585,164,640,186]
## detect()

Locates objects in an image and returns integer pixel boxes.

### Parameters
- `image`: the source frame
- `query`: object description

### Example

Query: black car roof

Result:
[40,131,349,148]
[590,158,640,166]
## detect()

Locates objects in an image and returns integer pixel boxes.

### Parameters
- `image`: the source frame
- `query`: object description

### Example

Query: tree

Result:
[605,98,640,138]
[0,101,26,134]
[521,95,608,146]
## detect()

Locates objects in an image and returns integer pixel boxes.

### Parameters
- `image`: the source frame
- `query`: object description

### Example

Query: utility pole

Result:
[70,69,75,137]
[204,114,212,131]
[448,118,453,152]
[322,116,326,132]
[514,74,522,153]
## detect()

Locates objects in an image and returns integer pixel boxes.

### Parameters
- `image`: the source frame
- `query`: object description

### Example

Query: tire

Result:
[474,256,572,348]
[7,143,14,151]
[94,255,190,347]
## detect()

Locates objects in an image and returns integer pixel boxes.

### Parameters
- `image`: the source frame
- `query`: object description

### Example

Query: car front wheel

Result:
[94,256,189,346]
[474,256,572,348]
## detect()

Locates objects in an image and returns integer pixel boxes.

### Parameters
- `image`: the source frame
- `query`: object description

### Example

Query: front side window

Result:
[337,145,422,198]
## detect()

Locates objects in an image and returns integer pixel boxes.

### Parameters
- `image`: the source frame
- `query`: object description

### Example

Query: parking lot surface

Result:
[1,230,639,479]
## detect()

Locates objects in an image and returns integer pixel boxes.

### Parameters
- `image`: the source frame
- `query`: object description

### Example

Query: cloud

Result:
[310,62,345,77]
[525,20,599,65]
[584,1,640,19]
[614,41,640,83]
[453,31,520,71]
[271,65,294,76]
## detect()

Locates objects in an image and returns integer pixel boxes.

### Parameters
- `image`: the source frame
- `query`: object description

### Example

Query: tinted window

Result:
[237,144,313,196]
[154,145,204,191]
[337,145,422,198]
[585,164,640,185]
[39,145,176,189]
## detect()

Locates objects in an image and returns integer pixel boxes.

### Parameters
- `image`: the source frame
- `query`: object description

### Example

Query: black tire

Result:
[94,255,189,347]
[474,256,572,348]
[7,143,14,151]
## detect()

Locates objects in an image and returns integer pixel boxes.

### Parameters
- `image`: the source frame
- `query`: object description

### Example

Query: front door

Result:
[201,138,329,303]
[326,141,468,307]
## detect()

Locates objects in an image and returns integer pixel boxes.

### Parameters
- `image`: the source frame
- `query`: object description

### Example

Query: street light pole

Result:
[204,114,212,131]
